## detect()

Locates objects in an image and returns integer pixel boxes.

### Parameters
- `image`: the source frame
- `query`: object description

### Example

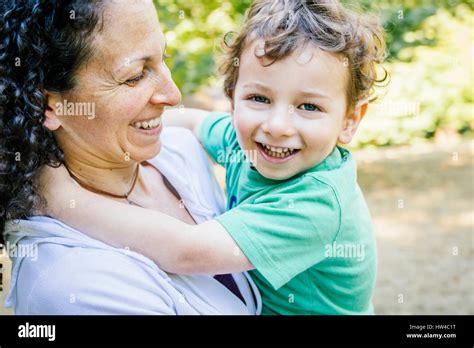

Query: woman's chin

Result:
[126,126,164,162]
[127,141,162,163]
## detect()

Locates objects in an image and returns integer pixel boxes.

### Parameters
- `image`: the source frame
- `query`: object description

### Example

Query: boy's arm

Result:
[39,165,253,275]
[162,107,210,139]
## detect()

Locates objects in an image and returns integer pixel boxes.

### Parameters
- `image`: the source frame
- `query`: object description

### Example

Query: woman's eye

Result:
[298,103,320,112]
[249,95,270,104]
[124,72,145,86]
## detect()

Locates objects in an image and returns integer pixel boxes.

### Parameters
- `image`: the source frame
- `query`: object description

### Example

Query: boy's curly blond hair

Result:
[220,0,388,111]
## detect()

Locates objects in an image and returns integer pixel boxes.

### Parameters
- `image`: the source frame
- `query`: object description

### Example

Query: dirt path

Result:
[355,141,473,314]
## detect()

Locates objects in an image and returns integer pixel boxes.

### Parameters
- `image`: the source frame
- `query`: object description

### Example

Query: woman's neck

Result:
[64,153,139,197]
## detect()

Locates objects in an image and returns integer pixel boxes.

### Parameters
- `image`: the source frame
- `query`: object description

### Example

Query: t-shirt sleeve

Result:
[199,113,237,166]
[215,176,342,290]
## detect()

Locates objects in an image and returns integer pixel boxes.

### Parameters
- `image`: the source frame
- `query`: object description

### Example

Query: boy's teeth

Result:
[260,142,296,158]
[272,147,283,153]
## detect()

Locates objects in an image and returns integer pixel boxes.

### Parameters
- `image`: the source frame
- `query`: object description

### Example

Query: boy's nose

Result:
[261,111,297,138]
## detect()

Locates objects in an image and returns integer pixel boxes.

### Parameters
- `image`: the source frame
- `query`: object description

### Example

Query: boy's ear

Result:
[338,99,368,144]
[43,91,62,131]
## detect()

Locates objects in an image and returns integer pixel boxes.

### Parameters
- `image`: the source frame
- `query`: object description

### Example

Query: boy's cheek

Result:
[232,111,251,133]
[233,118,256,150]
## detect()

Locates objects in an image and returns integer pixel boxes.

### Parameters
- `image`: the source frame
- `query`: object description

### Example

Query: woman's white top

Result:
[3,127,261,315]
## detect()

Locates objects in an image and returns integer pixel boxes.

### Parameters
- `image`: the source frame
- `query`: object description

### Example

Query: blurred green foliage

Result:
[353,1,473,147]
[155,0,473,146]
[154,0,252,95]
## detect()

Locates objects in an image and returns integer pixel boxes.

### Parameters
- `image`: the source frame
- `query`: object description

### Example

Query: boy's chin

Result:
[254,164,299,181]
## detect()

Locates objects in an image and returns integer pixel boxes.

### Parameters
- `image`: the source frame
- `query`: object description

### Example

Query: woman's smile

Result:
[130,115,163,130]
[129,120,163,136]
[129,115,163,137]
[128,115,164,147]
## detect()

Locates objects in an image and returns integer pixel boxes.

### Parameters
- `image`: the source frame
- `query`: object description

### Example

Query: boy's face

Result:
[232,39,367,180]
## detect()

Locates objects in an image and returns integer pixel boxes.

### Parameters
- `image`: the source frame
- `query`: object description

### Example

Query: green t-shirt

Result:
[200,113,377,315]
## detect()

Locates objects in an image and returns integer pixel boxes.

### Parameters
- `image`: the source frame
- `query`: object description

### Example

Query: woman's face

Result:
[50,0,181,165]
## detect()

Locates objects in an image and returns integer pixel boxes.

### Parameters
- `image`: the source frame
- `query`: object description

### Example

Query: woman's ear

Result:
[43,91,62,131]
[338,99,369,145]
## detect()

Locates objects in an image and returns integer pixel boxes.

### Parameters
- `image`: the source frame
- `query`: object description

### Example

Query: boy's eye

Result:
[298,103,321,112]
[124,71,145,86]
[249,95,270,104]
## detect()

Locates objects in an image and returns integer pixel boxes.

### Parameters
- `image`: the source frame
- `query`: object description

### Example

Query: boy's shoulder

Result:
[199,112,242,163]
[301,146,357,196]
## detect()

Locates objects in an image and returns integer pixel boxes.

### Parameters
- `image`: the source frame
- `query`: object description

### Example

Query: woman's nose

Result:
[149,68,182,107]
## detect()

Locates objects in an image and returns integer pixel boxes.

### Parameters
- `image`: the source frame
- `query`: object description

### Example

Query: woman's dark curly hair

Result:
[0,0,105,243]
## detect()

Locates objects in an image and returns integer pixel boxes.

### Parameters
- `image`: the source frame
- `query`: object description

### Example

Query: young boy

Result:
[43,0,387,314]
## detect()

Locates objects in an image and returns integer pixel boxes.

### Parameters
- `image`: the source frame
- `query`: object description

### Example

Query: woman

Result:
[0,0,260,314]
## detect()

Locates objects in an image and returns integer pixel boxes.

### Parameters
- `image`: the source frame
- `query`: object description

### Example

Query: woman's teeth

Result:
[260,143,297,158]
[132,116,162,130]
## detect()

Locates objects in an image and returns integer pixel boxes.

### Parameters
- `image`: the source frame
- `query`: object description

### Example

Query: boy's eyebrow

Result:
[242,83,331,100]
[299,89,331,100]
[241,82,272,93]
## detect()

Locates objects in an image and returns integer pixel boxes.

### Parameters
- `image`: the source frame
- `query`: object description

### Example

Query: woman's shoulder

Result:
[9,233,255,315]
[12,241,177,314]
[4,217,177,314]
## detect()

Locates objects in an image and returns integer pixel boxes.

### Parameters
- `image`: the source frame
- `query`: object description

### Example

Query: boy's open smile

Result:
[255,141,300,164]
